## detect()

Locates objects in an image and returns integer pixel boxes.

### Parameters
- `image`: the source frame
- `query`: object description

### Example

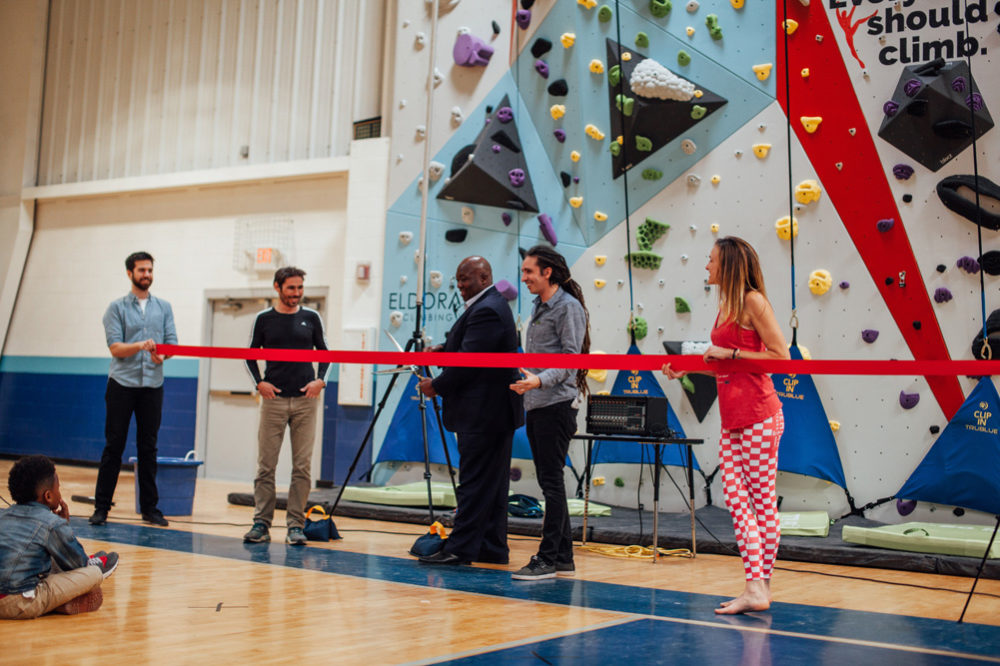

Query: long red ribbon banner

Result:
[157,344,997,376]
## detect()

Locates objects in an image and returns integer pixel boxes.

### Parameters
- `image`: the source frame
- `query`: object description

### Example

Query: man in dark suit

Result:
[416,256,523,565]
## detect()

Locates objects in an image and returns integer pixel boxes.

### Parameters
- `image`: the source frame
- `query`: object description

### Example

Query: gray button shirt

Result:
[103,292,178,388]
[523,287,587,411]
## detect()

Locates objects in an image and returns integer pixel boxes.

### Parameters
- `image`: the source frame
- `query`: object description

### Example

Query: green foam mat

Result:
[842,522,1000,559]
[340,481,457,508]
[779,511,831,537]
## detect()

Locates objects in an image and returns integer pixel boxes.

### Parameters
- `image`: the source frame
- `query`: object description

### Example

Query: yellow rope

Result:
[579,543,692,560]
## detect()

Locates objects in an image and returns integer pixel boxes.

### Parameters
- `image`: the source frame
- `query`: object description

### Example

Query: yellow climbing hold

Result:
[783,19,799,34]
[710,223,720,233]
[570,196,584,208]
[808,269,833,295]
[587,350,608,381]
[686,26,695,36]
[798,344,813,360]
[550,104,566,120]
[801,116,823,133]
[693,89,704,98]
[752,63,773,81]
[730,0,745,8]
[589,59,605,74]
[594,211,608,222]
[616,136,623,145]
[795,179,822,205]
[570,150,581,162]
[752,143,772,159]
[561,33,576,48]
[829,420,841,433]
[592,476,606,486]
[775,215,799,240]
[622,51,632,61]
[594,279,607,289]
[585,124,605,140]
[577,0,597,8]
[801,67,810,78]
[710,175,721,185]
[595,255,607,266]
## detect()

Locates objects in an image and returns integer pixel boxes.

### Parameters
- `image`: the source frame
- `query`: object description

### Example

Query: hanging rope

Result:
[512,3,525,336]
[613,1,638,341]
[781,0,799,346]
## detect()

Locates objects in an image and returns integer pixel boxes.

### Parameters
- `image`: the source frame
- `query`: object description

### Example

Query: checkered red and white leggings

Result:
[719,410,784,581]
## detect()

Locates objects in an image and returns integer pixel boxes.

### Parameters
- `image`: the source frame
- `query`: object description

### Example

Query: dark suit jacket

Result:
[431,286,524,433]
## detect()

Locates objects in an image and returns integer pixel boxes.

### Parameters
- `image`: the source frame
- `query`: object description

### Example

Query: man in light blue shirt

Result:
[89,252,177,527]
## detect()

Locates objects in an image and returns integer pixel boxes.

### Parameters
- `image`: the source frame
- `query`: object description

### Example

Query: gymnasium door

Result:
[202,296,326,485]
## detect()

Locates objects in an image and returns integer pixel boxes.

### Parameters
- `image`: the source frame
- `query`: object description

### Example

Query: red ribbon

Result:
[157,344,998,376]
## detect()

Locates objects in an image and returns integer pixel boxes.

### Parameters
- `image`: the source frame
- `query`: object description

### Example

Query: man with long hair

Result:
[510,245,590,580]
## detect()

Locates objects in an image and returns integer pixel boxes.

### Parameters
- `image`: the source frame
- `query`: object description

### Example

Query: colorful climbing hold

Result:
[730,0,744,7]
[560,32,576,48]
[535,59,550,78]
[569,196,583,208]
[608,64,621,86]
[570,150,581,162]
[800,116,823,133]
[598,5,613,21]
[775,215,799,240]
[550,104,566,120]
[516,9,531,29]
[635,32,649,48]
[794,179,822,204]
[538,213,557,245]
[690,105,707,119]
[753,143,772,159]
[650,0,672,18]
[595,255,607,266]
[594,211,608,222]
[710,175,721,186]
[577,0,597,7]
[642,168,663,180]
[553,128,566,143]
[680,139,696,155]
[629,316,649,339]
[677,50,691,66]
[899,391,920,409]
[594,279,606,289]
[675,296,691,313]
[933,287,953,303]
[615,94,635,116]
[636,135,653,152]
[710,223,720,233]
[876,218,895,232]
[585,124,605,140]
[861,329,879,343]
[809,269,833,295]
[752,63,773,81]
[801,67,810,78]
[783,19,799,34]
[686,26,695,37]
[589,59,605,74]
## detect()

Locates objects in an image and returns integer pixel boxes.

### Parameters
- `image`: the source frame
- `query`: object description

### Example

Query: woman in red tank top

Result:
[662,237,790,615]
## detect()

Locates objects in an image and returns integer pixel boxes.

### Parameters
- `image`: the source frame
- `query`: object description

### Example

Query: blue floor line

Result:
[74,520,1000,660]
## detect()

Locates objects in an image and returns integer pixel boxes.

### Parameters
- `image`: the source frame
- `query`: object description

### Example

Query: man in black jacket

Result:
[417,256,523,565]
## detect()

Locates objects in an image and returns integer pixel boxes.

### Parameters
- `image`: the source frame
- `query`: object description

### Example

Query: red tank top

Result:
[711,314,782,430]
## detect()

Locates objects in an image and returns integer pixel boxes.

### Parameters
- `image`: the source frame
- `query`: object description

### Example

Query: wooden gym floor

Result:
[2,461,999,664]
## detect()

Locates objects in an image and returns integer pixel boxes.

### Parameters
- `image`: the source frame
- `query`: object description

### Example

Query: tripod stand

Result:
[328,323,458,522]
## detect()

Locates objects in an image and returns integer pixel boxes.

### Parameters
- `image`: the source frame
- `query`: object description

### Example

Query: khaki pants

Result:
[254,395,318,529]
[0,566,102,620]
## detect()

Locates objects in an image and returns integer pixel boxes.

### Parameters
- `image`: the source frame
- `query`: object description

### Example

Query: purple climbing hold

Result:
[896,498,916,516]
[951,76,967,92]
[508,168,525,187]
[453,32,495,67]
[501,212,513,226]
[957,255,981,274]
[516,8,531,29]
[573,176,580,184]
[883,100,900,116]
[496,106,513,123]
[534,59,549,79]
[495,278,518,301]
[876,218,895,232]
[892,164,914,180]
[903,79,922,97]
[491,144,501,153]
[839,281,850,289]
[510,466,522,482]
[538,213,558,246]
[899,390,920,409]
[553,128,566,143]
[933,287,953,303]
[966,92,984,111]
[861,329,879,343]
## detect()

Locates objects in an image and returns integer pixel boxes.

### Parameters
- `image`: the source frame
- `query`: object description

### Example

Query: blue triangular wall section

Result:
[591,345,696,468]
[897,378,1000,516]
[770,346,848,489]
[375,374,459,466]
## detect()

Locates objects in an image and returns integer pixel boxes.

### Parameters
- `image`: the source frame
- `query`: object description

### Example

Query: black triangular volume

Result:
[437,93,539,212]
[606,39,727,178]
[663,341,717,422]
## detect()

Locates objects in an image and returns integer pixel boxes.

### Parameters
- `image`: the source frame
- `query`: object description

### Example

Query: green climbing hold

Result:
[639,217,669,244]
[650,0,672,18]
[615,94,635,117]
[614,477,625,488]
[641,168,662,180]
[629,316,649,340]
[710,26,723,40]
[705,13,719,27]
[598,5,613,22]
[609,141,621,157]
[625,252,663,270]
[635,135,652,152]
[677,50,691,66]
[675,296,691,313]
[690,105,707,120]
[680,375,696,394]
[608,64,621,86]
[635,32,649,48]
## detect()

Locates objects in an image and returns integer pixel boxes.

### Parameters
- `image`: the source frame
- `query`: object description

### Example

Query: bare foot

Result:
[719,597,741,608]
[714,592,769,615]
[53,587,103,615]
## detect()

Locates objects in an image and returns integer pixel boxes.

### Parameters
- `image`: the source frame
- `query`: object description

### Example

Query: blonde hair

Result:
[715,236,767,324]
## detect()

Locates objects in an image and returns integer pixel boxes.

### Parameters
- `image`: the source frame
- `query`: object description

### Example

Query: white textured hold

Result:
[450,106,464,126]
[433,67,443,87]
[429,270,444,289]
[399,231,414,245]
[629,58,696,101]
[686,0,699,10]
[428,160,445,181]
[686,174,700,186]
[681,138,697,155]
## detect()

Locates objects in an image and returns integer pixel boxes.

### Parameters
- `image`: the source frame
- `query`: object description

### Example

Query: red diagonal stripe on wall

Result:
[776,2,964,418]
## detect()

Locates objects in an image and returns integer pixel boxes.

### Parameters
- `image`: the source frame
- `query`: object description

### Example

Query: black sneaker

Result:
[555,561,576,577]
[141,510,169,526]
[88,551,120,579]
[243,522,270,543]
[512,556,557,580]
[88,509,108,525]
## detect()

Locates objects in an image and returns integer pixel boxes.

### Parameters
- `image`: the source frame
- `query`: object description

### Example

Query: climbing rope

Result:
[781,0,799,346]
[579,543,693,560]
[613,0,638,334]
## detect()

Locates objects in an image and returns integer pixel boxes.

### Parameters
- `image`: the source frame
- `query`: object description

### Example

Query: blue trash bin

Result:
[129,451,203,516]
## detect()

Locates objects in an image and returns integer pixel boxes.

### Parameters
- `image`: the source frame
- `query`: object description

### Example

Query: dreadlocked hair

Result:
[525,245,591,396]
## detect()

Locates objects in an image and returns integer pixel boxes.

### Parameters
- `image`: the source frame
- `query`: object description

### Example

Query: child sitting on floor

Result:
[0,455,119,619]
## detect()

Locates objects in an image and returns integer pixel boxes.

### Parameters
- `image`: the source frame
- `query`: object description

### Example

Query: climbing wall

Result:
[380,0,1000,523]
